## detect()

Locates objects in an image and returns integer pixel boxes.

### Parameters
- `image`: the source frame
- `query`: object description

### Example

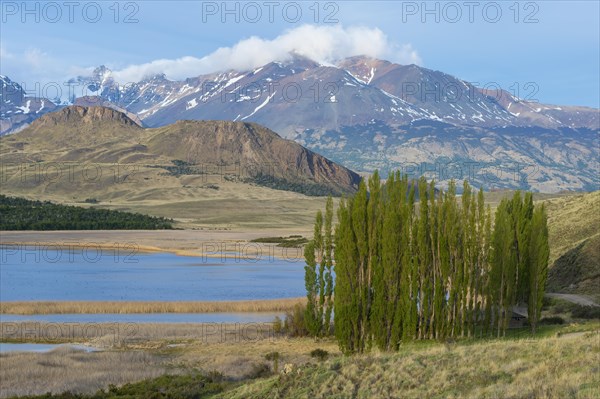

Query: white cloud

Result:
[23,48,48,69]
[111,25,421,82]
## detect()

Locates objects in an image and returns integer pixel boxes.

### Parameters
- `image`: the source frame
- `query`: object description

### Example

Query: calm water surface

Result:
[0,343,99,353]
[0,245,305,301]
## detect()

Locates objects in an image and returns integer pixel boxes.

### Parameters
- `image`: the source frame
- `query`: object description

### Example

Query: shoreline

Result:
[0,230,307,261]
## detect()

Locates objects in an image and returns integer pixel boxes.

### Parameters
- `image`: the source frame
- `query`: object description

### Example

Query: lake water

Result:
[0,343,98,353]
[0,245,305,301]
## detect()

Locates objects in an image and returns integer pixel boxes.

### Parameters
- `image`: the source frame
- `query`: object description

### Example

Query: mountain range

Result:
[1,55,598,192]
[0,75,58,134]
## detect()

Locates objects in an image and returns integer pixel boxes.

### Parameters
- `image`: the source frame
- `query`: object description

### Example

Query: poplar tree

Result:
[333,197,359,353]
[304,210,323,336]
[365,172,382,347]
[373,173,402,350]
[401,181,418,341]
[528,204,549,334]
[490,200,512,336]
[328,172,548,351]
[416,177,431,339]
[323,196,335,336]
[352,180,370,351]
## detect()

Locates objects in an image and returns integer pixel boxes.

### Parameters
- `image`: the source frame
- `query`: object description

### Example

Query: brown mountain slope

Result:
[73,96,145,127]
[0,106,360,224]
[146,119,360,192]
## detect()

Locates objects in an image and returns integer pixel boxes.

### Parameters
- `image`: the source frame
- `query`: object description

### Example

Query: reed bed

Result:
[1,321,281,345]
[0,298,306,315]
[0,347,172,398]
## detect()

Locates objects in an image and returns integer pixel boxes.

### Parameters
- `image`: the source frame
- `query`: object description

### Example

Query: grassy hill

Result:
[541,191,600,301]
[543,191,600,265]
[0,106,359,230]
[547,234,600,302]
[218,332,598,399]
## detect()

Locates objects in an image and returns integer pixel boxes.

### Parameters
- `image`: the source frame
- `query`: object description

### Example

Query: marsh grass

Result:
[0,298,306,315]
[1,321,282,346]
[0,347,173,398]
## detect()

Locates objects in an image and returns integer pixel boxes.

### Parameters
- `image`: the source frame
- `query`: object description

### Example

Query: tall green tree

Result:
[333,197,359,353]
[327,172,548,352]
[304,210,323,336]
[528,204,549,334]
[373,173,400,350]
[323,196,335,336]
[304,197,335,337]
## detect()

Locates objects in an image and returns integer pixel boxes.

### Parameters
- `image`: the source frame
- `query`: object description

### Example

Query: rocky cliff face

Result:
[29,105,142,128]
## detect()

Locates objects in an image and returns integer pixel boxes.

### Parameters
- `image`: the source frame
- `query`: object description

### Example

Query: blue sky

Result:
[1,1,598,107]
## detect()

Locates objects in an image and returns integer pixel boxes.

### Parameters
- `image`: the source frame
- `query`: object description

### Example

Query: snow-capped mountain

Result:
[69,56,598,133]
[0,75,58,134]
[2,55,598,191]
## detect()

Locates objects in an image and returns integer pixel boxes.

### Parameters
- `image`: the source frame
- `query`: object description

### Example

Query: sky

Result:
[1,0,598,107]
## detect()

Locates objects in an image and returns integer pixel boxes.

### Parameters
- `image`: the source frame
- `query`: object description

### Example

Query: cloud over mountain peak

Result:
[110,25,421,83]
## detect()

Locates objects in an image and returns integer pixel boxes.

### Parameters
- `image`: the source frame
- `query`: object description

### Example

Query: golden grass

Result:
[176,336,342,381]
[543,191,600,264]
[0,321,284,349]
[219,330,600,399]
[0,298,306,315]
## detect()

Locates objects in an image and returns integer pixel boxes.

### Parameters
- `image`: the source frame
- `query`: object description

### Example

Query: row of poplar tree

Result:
[304,172,549,354]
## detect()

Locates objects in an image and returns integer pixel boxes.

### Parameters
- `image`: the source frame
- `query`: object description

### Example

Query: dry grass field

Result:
[0,322,598,398]
[0,168,332,231]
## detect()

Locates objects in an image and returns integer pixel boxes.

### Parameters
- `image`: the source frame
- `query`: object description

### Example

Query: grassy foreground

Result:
[4,324,598,399]
[219,332,600,399]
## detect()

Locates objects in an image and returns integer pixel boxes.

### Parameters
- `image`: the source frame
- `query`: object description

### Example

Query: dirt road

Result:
[546,293,599,307]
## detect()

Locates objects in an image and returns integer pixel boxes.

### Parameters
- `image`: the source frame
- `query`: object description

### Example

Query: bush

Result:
[206,370,225,382]
[17,374,225,398]
[542,296,555,310]
[265,351,280,373]
[554,301,572,314]
[272,316,284,334]
[570,304,600,319]
[539,316,565,325]
[248,363,272,379]
[284,303,308,337]
[310,348,329,361]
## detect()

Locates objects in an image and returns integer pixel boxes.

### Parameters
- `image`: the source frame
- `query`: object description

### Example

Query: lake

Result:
[0,245,305,301]
[0,343,98,353]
